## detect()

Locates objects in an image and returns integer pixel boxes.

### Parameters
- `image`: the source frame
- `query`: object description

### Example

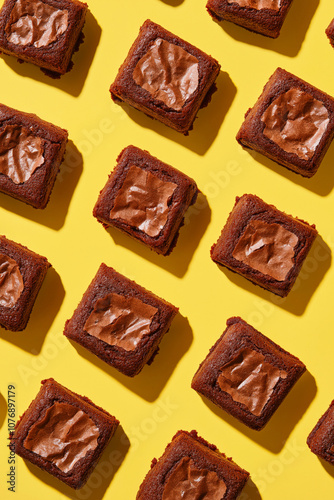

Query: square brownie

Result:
[326,19,334,48]
[64,263,178,377]
[210,193,317,297]
[206,0,293,38]
[191,317,306,430]
[93,145,199,256]
[136,430,249,499]
[307,400,334,465]
[11,378,119,489]
[0,103,68,208]
[0,0,87,74]
[0,235,50,331]
[109,20,220,134]
[236,68,334,177]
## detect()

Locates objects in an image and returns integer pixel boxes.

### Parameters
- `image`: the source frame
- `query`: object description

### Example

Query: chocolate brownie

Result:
[307,400,334,465]
[64,263,178,377]
[326,19,334,48]
[93,146,199,256]
[0,0,87,74]
[192,317,306,430]
[210,193,317,297]
[109,20,220,134]
[206,0,293,38]
[0,235,50,331]
[136,430,249,499]
[236,68,334,177]
[0,103,68,208]
[11,378,119,489]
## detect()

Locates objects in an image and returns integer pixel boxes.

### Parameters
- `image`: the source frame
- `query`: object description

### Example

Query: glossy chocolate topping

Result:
[218,347,287,416]
[330,444,334,454]
[133,38,199,111]
[232,219,298,281]
[227,0,281,10]
[261,88,329,160]
[84,292,158,351]
[110,165,177,238]
[7,0,68,48]
[24,402,99,473]
[162,457,227,500]
[0,253,24,308]
[0,124,44,184]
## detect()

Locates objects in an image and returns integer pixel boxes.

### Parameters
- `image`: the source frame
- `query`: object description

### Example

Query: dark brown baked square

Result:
[0,0,87,74]
[210,193,317,297]
[0,103,68,208]
[191,317,306,430]
[236,68,334,177]
[109,19,220,134]
[307,400,334,465]
[64,263,178,377]
[136,430,249,499]
[93,145,199,256]
[11,378,119,489]
[0,235,50,331]
[206,0,293,38]
[326,18,334,48]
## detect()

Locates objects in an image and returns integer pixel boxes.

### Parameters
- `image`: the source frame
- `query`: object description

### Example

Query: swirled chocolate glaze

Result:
[0,253,24,308]
[133,38,199,111]
[227,0,281,11]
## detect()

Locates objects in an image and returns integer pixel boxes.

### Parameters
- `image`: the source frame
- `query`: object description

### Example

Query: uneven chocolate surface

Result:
[162,457,227,500]
[24,402,99,473]
[227,0,281,10]
[6,0,68,48]
[232,219,298,281]
[0,124,45,184]
[84,292,158,352]
[261,88,329,160]
[0,252,24,307]
[110,165,177,238]
[217,347,287,416]
[133,38,199,111]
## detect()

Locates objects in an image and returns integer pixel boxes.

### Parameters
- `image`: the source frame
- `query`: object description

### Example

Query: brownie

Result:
[0,0,87,74]
[0,103,68,208]
[192,317,306,431]
[93,145,199,256]
[136,430,249,499]
[236,68,334,177]
[0,235,50,331]
[326,19,334,48]
[206,0,293,38]
[109,20,220,134]
[11,378,119,489]
[307,400,334,465]
[64,263,178,377]
[210,193,317,297]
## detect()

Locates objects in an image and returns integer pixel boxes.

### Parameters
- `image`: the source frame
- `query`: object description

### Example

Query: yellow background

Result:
[0,0,334,498]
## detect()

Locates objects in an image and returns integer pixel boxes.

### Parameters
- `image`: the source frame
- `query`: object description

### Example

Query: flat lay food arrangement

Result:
[0,0,333,499]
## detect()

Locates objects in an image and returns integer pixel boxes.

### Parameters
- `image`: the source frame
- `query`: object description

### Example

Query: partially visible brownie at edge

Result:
[0,103,68,208]
[191,317,306,431]
[236,68,334,177]
[326,19,334,48]
[206,0,294,38]
[307,400,334,465]
[64,263,178,377]
[211,193,318,297]
[0,235,50,331]
[136,429,249,499]
[11,378,119,489]
[93,145,199,256]
[109,19,220,134]
[0,0,88,74]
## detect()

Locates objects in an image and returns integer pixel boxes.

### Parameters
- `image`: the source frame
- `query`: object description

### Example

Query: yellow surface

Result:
[0,0,334,498]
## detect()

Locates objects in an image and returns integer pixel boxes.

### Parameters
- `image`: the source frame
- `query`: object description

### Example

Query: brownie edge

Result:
[307,400,334,465]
